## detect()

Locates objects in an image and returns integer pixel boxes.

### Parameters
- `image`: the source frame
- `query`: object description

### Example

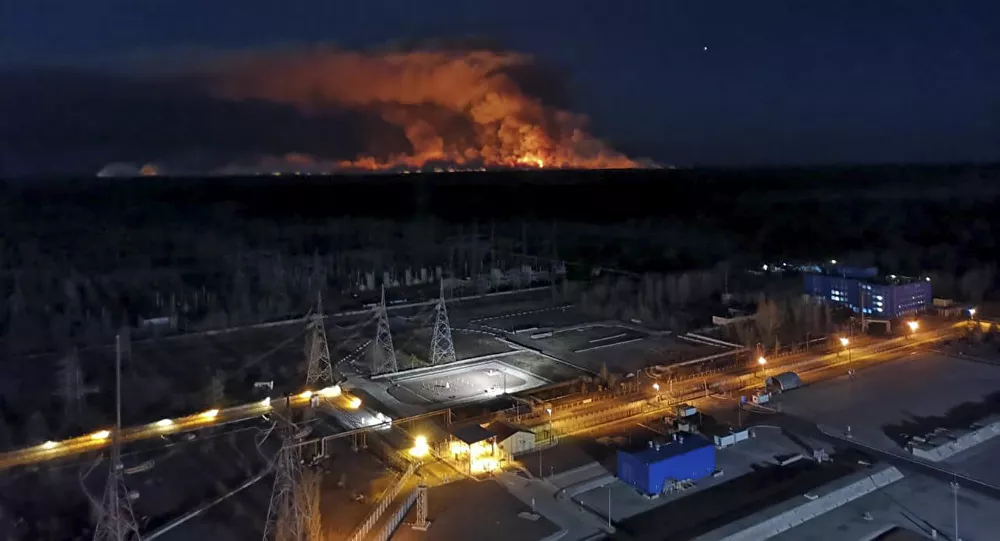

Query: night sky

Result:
[2,0,998,174]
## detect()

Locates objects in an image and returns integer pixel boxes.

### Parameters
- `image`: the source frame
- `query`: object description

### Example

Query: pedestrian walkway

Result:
[496,472,613,541]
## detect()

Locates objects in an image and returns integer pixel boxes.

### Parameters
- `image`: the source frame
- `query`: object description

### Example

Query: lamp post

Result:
[757,357,767,387]
[951,480,960,541]
[840,337,851,364]
[652,382,660,402]
[540,408,552,478]
[907,320,919,339]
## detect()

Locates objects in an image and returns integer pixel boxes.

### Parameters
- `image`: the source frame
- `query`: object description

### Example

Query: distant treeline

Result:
[1,165,999,353]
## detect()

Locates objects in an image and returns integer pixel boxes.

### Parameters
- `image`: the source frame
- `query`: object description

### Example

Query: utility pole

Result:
[92,333,140,541]
[305,292,335,387]
[372,285,398,375]
[951,480,960,541]
[262,422,321,541]
[430,280,456,366]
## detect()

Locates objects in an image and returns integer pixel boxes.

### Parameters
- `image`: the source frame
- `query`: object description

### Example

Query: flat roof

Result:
[449,424,494,445]
[806,271,926,286]
[485,421,532,441]
[621,433,713,464]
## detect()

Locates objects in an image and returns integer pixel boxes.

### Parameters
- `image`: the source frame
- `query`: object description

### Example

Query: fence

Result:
[550,399,648,434]
[346,461,417,541]
[367,487,421,541]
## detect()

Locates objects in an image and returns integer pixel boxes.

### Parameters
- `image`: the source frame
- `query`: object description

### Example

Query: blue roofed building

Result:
[616,433,716,496]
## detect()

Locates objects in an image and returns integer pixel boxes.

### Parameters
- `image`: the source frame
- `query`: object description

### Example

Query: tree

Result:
[754,296,782,348]
[207,370,226,407]
[959,265,995,304]
[24,411,50,445]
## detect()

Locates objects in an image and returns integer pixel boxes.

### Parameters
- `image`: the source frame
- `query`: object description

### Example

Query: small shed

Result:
[485,421,536,456]
[766,371,801,392]
[617,433,716,496]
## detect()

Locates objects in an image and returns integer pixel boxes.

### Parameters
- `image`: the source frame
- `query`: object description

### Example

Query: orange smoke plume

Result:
[197,46,640,171]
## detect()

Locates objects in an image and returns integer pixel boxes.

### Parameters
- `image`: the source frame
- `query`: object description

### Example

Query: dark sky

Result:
[2,0,998,173]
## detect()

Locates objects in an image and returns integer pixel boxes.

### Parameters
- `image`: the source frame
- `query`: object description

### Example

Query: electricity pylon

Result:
[371,285,398,375]
[92,334,140,541]
[305,292,335,387]
[430,280,456,366]
[262,423,322,541]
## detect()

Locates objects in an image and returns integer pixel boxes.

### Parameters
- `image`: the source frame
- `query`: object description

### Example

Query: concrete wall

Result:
[693,465,904,541]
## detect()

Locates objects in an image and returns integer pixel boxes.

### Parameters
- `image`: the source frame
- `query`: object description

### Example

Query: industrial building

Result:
[803,266,931,319]
[616,433,716,496]
[484,421,536,456]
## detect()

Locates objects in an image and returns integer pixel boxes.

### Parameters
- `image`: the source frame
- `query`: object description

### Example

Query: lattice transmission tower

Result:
[92,334,140,541]
[262,423,322,541]
[371,285,398,375]
[430,280,456,366]
[305,292,335,387]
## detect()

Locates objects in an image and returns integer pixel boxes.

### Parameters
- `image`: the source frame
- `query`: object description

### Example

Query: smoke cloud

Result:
[189,45,642,171]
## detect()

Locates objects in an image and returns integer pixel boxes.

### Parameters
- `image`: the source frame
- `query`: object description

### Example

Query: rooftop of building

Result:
[807,267,930,287]
[484,421,533,441]
[621,432,713,464]
[448,423,495,445]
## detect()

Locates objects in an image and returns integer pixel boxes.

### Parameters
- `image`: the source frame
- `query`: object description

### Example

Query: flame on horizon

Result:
[196,47,642,172]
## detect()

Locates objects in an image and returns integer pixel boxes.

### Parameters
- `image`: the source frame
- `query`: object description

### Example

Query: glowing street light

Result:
[652,383,660,391]
[757,356,768,382]
[347,396,362,409]
[839,337,850,347]
[409,435,430,458]
[42,441,58,450]
[830,259,837,265]
[969,308,977,318]
[298,390,313,400]
[317,385,342,398]
[155,419,173,428]
[90,430,111,441]
[907,321,919,333]
[200,409,220,420]
[260,397,271,408]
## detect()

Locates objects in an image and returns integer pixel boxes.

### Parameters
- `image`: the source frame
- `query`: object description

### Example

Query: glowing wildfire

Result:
[197,47,640,172]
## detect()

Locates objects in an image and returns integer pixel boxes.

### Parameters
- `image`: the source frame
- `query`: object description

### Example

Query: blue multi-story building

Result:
[803,267,931,319]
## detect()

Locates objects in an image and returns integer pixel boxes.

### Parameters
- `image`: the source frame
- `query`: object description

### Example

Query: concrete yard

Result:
[387,358,549,408]
[505,315,727,374]
[390,479,560,541]
[777,352,1000,453]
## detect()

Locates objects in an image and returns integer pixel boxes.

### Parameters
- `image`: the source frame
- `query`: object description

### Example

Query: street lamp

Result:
[757,357,767,384]
[839,337,852,364]
[907,320,919,338]
[540,408,553,478]
[652,382,661,402]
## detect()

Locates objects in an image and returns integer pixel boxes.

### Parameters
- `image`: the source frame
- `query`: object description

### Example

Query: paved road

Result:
[0,324,959,470]
[0,388,352,469]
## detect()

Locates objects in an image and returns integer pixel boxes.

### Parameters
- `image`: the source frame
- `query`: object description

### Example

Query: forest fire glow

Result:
[198,46,642,172]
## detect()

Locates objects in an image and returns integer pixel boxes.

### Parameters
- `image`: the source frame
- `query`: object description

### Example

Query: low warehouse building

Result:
[617,433,716,496]
[485,421,536,456]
